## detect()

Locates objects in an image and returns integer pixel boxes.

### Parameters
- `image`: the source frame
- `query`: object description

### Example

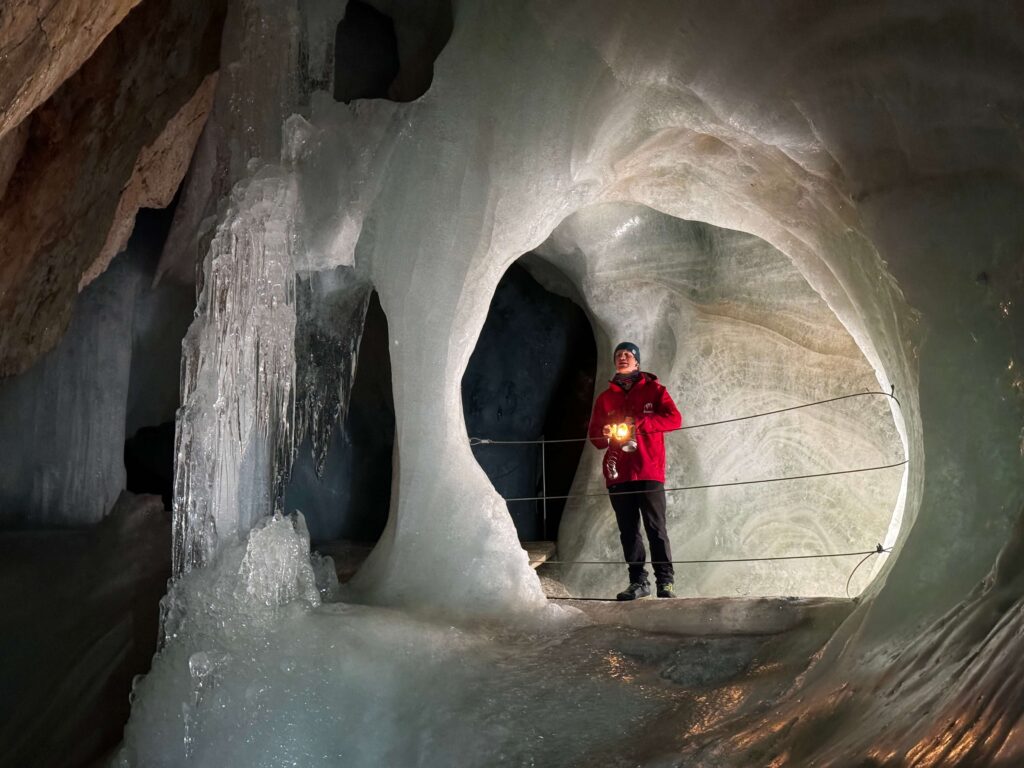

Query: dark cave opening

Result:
[333,0,454,104]
[124,421,175,510]
[463,259,597,542]
[286,289,395,576]
[122,197,196,511]
[333,1,401,103]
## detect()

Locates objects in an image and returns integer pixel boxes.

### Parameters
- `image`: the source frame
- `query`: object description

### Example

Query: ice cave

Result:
[1,1,1022,766]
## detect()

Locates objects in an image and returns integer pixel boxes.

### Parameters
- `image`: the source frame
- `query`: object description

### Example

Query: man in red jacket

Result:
[588,342,682,600]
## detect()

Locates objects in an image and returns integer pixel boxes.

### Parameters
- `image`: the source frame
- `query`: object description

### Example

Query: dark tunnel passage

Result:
[463,259,597,542]
[122,198,196,511]
[286,289,396,557]
[333,0,453,104]
[333,2,400,103]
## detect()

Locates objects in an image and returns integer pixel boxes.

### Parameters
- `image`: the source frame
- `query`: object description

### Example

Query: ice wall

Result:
[539,204,904,598]
[0,254,138,526]
[125,267,195,442]
[0,201,190,530]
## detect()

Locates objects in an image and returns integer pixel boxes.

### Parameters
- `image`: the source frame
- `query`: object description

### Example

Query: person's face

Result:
[615,349,639,373]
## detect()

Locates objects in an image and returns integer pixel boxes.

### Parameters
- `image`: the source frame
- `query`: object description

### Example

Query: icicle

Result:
[293,269,372,476]
[172,170,301,576]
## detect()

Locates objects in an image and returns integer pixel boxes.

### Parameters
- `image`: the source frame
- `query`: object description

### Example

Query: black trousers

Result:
[608,480,674,585]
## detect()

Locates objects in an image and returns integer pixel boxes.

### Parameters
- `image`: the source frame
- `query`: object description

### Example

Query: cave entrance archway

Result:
[463,257,597,544]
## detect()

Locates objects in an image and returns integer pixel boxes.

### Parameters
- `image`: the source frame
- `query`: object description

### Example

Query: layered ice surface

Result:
[0,235,189,528]
[536,205,905,598]
[0,255,136,526]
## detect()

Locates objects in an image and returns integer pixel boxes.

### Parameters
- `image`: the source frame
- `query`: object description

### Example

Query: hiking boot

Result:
[656,582,676,598]
[616,581,651,601]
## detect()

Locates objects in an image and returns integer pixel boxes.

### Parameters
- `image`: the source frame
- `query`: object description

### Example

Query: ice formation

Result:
[125,510,821,767]
[172,169,301,574]
[168,0,915,611]
[114,0,1024,765]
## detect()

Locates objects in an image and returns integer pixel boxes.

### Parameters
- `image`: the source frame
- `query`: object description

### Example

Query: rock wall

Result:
[0,0,224,376]
[0,0,141,138]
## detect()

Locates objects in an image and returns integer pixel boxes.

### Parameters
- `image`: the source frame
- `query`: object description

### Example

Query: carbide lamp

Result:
[608,418,637,453]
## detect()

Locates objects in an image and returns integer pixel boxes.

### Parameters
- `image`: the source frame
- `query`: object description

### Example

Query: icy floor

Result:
[121,608,843,767]
[117,515,848,767]
[0,493,170,768]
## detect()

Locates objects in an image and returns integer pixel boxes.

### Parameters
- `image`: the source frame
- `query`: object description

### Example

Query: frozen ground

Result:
[117,514,850,768]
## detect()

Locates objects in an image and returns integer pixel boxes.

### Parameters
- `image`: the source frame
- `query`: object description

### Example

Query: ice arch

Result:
[532,204,904,598]
[463,260,597,542]
[311,3,920,619]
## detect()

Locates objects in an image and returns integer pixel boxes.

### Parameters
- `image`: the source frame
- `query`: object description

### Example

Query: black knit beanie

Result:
[614,341,640,365]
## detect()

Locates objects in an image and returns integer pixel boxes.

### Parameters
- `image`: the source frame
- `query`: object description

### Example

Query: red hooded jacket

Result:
[588,372,682,486]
